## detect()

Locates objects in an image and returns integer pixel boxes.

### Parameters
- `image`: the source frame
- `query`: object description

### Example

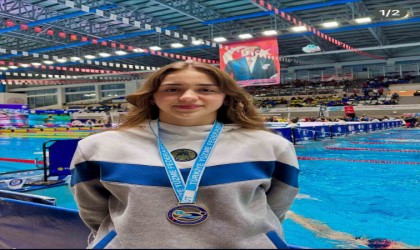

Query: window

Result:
[100,84,125,90]
[28,95,57,108]
[26,89,57,95]
[65,86,95,93]
[101,90,125,98]
[66,93,96,103]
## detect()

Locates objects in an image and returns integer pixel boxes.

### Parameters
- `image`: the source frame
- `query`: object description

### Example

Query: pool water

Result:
[0,137,44,164]
[0,132,89,209]
[285,129,420,248]
[0,129,419,248]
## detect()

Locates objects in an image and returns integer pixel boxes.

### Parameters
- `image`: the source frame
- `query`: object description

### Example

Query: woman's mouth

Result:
[174,105,202,110]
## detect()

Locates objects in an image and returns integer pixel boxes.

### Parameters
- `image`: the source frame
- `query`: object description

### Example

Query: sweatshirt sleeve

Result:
[266,139,300,222]
[70,145,111,235]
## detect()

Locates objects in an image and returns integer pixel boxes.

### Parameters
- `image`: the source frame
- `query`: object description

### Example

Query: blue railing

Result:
[271,121,403,144]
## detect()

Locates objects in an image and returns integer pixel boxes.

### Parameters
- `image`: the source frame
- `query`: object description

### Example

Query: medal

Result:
[150,120,223,225]
[167,203,209,225]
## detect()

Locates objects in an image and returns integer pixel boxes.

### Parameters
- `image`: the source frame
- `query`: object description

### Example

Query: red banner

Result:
[219,37,280,87]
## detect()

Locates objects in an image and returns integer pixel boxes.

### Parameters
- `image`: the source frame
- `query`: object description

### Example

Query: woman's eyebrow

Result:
[160,83,218,86]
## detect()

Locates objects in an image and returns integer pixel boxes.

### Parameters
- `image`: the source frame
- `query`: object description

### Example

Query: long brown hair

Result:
[118,60,266,130]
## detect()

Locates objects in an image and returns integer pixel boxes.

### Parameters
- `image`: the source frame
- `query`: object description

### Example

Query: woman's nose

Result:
[179,89,198,100]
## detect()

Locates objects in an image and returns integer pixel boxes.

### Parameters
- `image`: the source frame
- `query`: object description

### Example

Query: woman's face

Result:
[153,68,226,126]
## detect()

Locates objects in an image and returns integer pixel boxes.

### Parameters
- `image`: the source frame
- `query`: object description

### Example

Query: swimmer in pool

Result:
[286,211,417,249]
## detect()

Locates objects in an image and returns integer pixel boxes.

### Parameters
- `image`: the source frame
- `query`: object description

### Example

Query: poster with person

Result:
[219,37,280,87]
[28,110,71,127]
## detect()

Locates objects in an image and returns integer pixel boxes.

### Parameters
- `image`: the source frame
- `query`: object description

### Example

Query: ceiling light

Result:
[354,17,372,23]
[0,67,8,70]
[44,60,54,64]
[149,46,162,51]
[170,43,184,48]
[56,58,67,63]
[115,50,127,55]
[192,40,204,45]
[84,55,96,59]
[262,30,278,36]
[9,66,18,69]
[99,53,111,57]
[213,37,227,42]
[31,62,42,66]
[291,26,308,32]
[70,56,81,61]
[20,64,30,67]
[238,33,253,39]
[322,21,339,28]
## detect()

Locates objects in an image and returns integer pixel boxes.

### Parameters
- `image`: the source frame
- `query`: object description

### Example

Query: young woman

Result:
[70,60,300,248]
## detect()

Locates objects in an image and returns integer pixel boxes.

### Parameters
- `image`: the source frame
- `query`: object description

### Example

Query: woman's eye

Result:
[163,88,179,92]
[199,88,216,92]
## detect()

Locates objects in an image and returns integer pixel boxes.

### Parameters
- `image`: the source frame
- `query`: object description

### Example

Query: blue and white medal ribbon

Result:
[157,120,223,203]
[153,120,223,225]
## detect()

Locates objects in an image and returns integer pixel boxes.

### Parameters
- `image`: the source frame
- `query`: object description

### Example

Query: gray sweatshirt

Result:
[70,120,299,248]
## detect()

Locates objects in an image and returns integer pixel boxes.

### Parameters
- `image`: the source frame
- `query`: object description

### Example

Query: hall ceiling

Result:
[1,0,420,75]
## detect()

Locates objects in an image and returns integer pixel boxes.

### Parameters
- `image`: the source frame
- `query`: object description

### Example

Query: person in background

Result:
[404,116,418,128]
[95,119,104,127]
[43,115,56,127]
[382,116,390,121]
[70,60,300,248]
[85,119,94,126]
[337,118,346,124]
[371,117,380,122]
[360,114,370,122]
[287,211,414,249]
[286,118,300,128]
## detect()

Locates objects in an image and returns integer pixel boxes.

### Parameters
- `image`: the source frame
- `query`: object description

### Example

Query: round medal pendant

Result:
[167,204,208,225]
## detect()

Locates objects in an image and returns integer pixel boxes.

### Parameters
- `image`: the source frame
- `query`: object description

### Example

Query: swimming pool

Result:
[0,128,419,248]
[0,131,90,209]
[285,128,419,248]
[0,132,91,172]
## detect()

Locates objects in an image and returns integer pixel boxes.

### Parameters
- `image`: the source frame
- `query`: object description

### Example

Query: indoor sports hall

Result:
[0,0,419,249]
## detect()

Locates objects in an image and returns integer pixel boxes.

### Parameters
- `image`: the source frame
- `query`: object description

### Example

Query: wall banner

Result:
[219,37,280,87]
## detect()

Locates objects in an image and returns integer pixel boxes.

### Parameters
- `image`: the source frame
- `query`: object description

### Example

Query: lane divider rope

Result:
[368,137,420,141]
[325,146,420,153]
[297,156,419,165]
[0,157,44,164]
[349,141,413,144]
